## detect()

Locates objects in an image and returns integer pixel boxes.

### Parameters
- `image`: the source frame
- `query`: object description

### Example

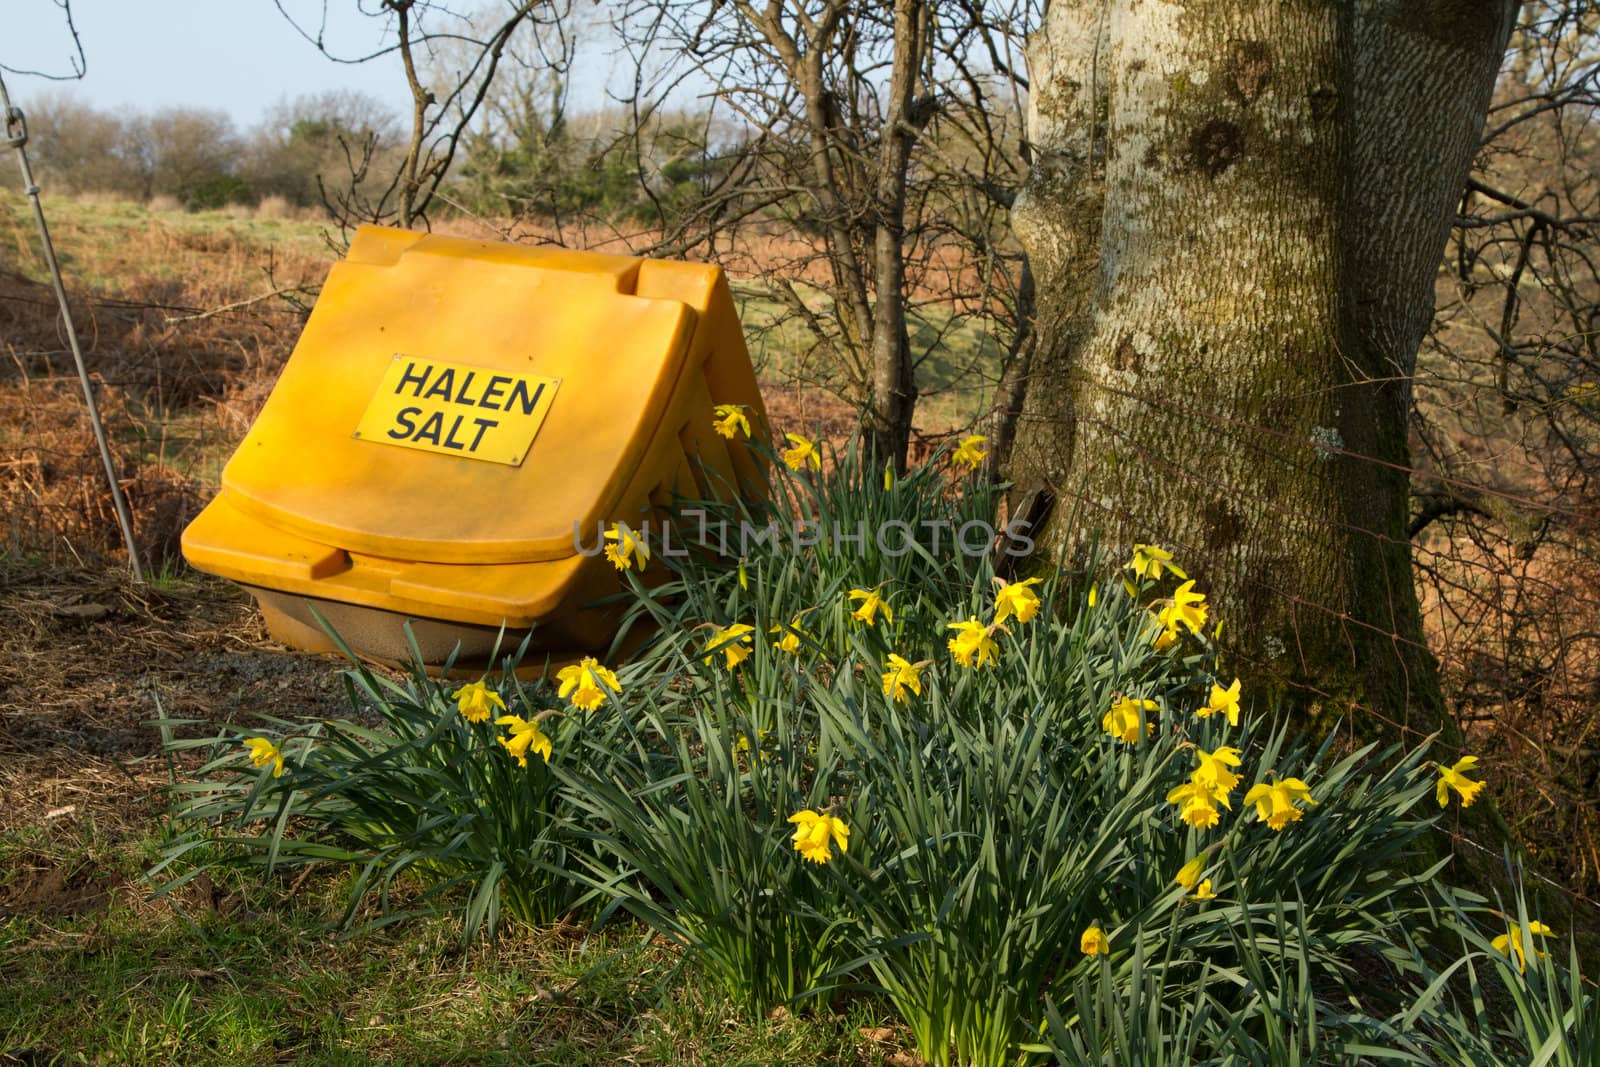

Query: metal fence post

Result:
[1,71,144,581]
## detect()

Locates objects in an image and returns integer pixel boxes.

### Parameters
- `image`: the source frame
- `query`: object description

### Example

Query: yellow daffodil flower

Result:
[1175,856,1205,891]
[1199,677,1242,726]
[705,623,756,670]
[993,576,1044,625]
[782,433,821,471]
[1436,755,1486,808]
[952,434,988,469]
[1159,580,1208,635]
[1243,777,1317,831]
[946,618,1000,668]
[1492,921,1555,974]
[1088,584,1098,608]
[788,809,849,864]
[244,736,285,778]
[881,653,924,703]
[1103,695,1158,744]
[1194,879,1216,899]
[1192,745,1243,794]
[884,464,894,490]
[1152,622,1180,651]
[453,680,506,724]
[1127,544,1187,581]
[603,522,651,572]
[556,657,621,711]
[495,713,553,766]
[770,617,810,655]
[1081,925,1109,955]
[735,728,770,760]
[712,403,751,440]
[1167,778,1230,829]
[848,587,893,625]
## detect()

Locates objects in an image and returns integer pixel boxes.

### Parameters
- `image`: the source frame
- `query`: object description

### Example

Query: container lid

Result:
[220,227,706,565]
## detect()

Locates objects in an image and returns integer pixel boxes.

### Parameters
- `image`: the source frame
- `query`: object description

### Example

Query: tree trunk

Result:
[1007,0,1515,741]
[863,0,926,471]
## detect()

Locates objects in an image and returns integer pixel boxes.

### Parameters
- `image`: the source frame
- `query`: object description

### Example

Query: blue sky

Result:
[4,1,621,129]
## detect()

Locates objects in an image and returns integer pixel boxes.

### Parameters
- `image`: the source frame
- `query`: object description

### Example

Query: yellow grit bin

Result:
[182,225,767,669]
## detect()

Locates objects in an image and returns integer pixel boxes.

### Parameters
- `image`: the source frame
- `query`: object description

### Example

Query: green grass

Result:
[0,814,899,1065]
[0,194,336,293]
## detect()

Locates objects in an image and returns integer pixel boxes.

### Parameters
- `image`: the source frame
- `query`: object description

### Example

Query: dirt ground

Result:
[0,563,351,840]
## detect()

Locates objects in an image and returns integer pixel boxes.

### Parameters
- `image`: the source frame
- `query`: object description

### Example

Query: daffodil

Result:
[1087,584,1098,608]
[1175,856,1205,891]
[1081,925,1109,955]
[1492,921,1555,974]
[952,434,988,469]
[1436,755,1486,808]
[1194,879,1216,899]
[712,403,751,440]
[788,809,849,864]
[1103,695,1158,744]
[705,623,756,669]
[1192,745,1243,794]
[770,617,810,655]
[848,587,893,625]
[556,657,621,711]
[495,713,553,767]
[244,736,285,778]
[603,522,651,571]
[453,680,506,724]
[1199,677,1241,726]
[782,432,821,471]
[1159,580,1208,635]
[881,653,924,703]
[1243,777,1317,831]
[993,576,1044,625]
[735,728,770,760]
[946,618,999,668]
[1127,544,1187,581]
[884,464,894,490]
[1167,778,1230,829]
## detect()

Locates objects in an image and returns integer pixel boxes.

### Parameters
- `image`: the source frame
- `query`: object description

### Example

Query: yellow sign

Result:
[354,355,559,466]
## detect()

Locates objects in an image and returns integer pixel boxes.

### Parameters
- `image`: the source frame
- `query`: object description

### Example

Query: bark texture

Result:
[1008,0,1515,739]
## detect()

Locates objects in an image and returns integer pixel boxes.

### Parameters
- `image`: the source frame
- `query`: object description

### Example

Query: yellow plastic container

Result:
[182,225,767,667]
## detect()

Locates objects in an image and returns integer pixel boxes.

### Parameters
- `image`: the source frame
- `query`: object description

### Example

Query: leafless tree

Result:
[1,0,85,80]
[606,0,1035,469]
[273,0,567,232]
